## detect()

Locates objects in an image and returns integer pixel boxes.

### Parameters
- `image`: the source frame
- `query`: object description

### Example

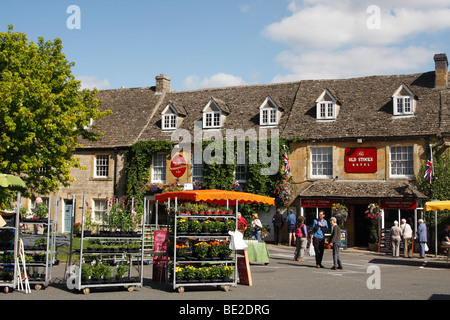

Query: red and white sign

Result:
[170,154,187,178]
[345,148,377,173]
[381,200,417,210]
[301,199,333,208]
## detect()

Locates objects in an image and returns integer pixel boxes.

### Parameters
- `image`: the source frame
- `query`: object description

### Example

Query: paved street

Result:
[3,244,450,302]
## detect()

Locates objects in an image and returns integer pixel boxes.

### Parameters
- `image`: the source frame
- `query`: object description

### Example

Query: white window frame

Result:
[93,199,107,224]
[392,85,415,116]
[234,152,248,183]
[94,154,109,178]
[316,90,337,121]
[390,146,414,178]
[151,153,167,183]
[161,104,178,130]
[192,152,204,183]
[310,147,333,179]
[259,96,280,126]
[203,111,221,129]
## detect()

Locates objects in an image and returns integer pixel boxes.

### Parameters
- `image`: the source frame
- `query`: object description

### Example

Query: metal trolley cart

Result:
[155,189,274,293]
[67,196,145,295]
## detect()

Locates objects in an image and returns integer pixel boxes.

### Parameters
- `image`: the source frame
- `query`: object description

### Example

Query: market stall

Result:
[424,201,450,259]
[154,189,274,293]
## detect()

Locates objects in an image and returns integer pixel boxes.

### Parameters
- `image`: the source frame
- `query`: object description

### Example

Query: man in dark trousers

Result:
[310,211,328,268]
[272,208,284,245]
[330,217,343,270]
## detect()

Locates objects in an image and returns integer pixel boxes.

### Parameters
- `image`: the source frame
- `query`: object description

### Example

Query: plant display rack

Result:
[19,212,56,291]
[69,199,145,295]
[165,199,238,293]
[1,193,56,293]
[0,210,18,293]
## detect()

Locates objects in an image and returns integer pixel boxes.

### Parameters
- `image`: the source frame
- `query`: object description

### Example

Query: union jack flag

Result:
[284,150,291,176]
[424,150,433,184]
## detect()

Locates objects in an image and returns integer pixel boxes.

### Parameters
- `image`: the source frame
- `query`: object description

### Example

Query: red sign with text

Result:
[170,154,187,178]
[345,148,377,173]
[301,199,333,208]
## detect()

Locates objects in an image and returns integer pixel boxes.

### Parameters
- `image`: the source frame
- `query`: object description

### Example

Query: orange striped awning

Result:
[155,189,275,206]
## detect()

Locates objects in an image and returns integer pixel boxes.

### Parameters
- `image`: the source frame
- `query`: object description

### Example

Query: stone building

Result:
[38,54,450,247]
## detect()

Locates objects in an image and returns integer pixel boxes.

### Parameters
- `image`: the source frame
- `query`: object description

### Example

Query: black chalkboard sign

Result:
[378,228,405,252]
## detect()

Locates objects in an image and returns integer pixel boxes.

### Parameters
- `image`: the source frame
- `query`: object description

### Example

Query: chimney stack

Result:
[155,74,171,93]
[434,53,448,89]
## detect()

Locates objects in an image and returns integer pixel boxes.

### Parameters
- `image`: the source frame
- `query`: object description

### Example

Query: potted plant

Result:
[115,263,129,281]
[221,265,234,282]
[176,243,188,258]
[193,241,210,260]
[196,266,209,281]
[201,219,212,235]
[365,203,382,221]
[189,220,202,234]
[177,218,189,235]
[208,240,220,259]
[175,266,187,283]
[368,226,379,251]
[210,265,222,282]
[218,240,232,259]
[183,265,197,282]
[81,264,94,284]
[332,203,348,226]
[224,220,236,233]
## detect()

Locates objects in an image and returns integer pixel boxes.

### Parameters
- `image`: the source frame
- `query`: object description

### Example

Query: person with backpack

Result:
[294,216,308,262]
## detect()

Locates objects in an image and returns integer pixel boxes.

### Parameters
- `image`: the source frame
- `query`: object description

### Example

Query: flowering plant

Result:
[33,197,48,219]
[193,180,203,190]
[332,203,348,222]
[177,218,189,232]
[365,203,382,220]
[147,183,164,194]
[193,241,210,259]
[73,222,81,234]
[176,243,188,256]
[164,181,184,193]
[231,181,243,191]
[274,175,293,208]
[208,240,221,258]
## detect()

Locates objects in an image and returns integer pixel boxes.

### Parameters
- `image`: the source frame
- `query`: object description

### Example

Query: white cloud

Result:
[183,73,246,90]
[77,76,111,90]
[272,46,435,83]
[263,0,450,83]
[264,1,450,49]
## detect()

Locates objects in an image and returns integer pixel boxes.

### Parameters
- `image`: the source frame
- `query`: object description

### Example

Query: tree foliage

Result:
[0,25,110,197]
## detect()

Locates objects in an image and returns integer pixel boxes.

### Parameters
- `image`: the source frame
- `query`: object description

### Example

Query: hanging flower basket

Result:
[332,203,348,222]
[365,203,382,220]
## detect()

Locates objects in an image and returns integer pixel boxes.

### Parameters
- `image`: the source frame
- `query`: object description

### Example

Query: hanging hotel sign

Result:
[345,148,377,173]
[170,154,187,178]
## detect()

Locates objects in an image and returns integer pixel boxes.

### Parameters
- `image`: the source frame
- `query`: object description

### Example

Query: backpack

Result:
[295,223,306,238]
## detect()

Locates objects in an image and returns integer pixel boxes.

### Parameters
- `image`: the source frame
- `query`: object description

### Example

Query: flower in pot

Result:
[177,218,189,233]
[81,264,93,283]
[175,266,185,281]
[221,265,234,280]
[183,265,196,280]
[219,241,232,258]
[196,266,210,280]
[210,265,222,280]
[224,220,236,233]
[193,241,210,259]
[189,220,202,234]
[176,243,188,256]
[208,240,220,258]
[211,220,224,234]
[202,219,212,234]
[177,205,185,215]
[115,263,129,280]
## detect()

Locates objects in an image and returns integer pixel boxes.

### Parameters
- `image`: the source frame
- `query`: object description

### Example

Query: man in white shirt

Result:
[400,219,413,258]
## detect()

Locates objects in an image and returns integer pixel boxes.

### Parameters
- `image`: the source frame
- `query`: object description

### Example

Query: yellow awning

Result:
[424,201,450,211]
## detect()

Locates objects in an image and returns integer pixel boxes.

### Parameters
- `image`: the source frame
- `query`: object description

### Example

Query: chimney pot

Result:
[434,53,448,89]
[155,74,171,93]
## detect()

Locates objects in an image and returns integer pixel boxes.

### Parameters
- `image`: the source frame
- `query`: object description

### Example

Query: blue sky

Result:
[1,0,450,91]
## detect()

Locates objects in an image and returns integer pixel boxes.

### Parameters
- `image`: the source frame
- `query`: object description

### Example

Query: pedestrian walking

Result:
[310,210,328,268]
[293,216,307,262]
[286,209,297,246]
[272,209,283,245]
[390,221,402,257]
[329,217,342,270]
[416,219,428,258]
[400,218,413,258]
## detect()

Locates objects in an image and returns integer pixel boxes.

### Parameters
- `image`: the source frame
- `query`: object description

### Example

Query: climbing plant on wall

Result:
[125,140,174,199]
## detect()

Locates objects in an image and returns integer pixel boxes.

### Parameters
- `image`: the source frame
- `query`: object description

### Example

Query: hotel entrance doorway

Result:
[354,204,373,246]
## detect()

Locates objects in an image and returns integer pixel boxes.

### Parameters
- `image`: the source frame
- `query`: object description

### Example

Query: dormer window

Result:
[392,84,416,117]
[202,99,223,129]
[259,96,281,126]
[161,103,178,130]
[316,89,338,121]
